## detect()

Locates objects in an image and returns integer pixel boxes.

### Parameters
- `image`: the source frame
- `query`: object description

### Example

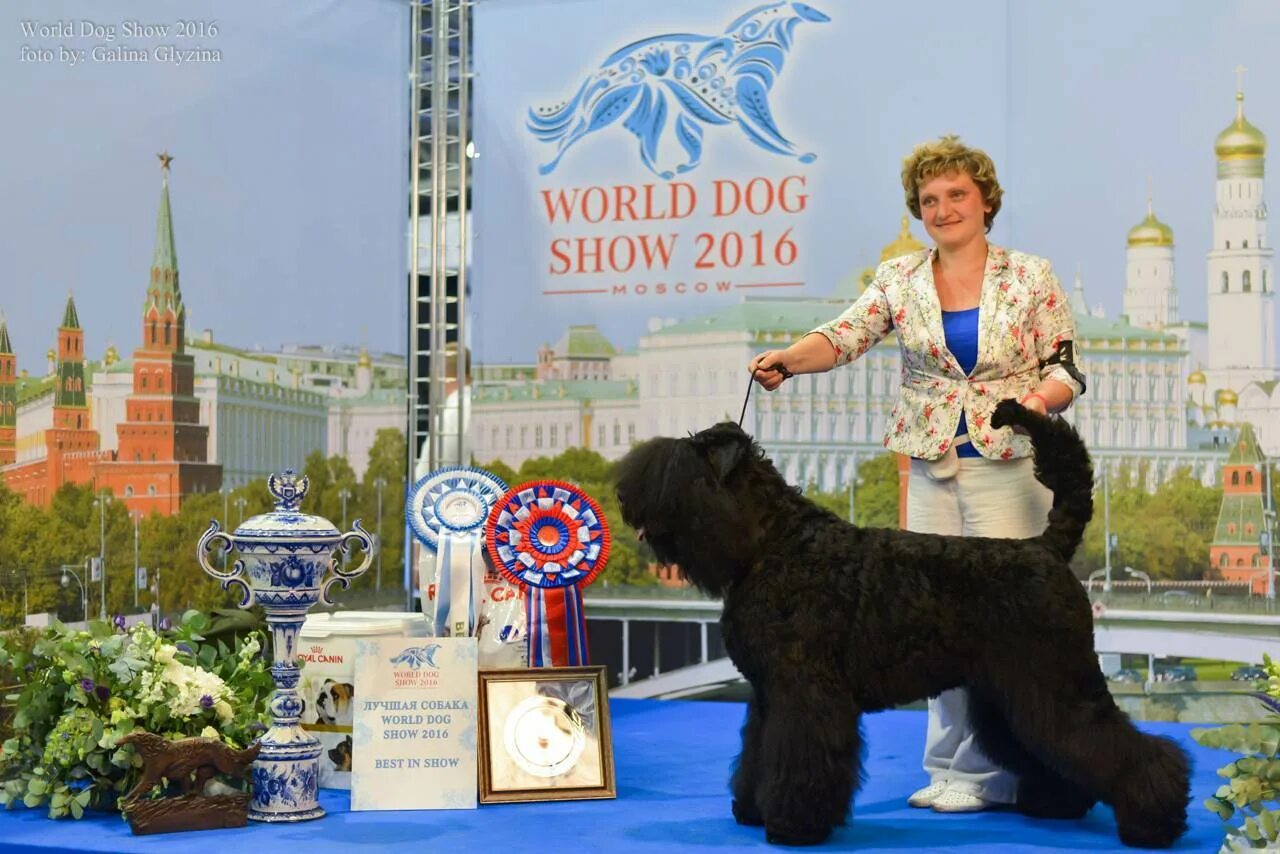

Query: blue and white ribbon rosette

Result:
[406,466,508,637]
[484,480,611,667]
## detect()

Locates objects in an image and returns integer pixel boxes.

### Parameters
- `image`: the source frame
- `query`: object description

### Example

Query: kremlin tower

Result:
[93,152,222,514]
[1204,70,1275,398]
[1122,196,1177,329]
[0,316,14,466]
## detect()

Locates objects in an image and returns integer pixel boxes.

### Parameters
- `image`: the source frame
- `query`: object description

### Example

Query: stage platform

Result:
[0,699,1233,852]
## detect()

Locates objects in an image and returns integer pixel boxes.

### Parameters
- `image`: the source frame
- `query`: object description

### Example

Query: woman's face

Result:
[918,170,991,251]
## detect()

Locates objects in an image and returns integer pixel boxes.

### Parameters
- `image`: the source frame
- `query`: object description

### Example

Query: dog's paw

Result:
[732,798,764,827]
[765,822,831,846]
[1015,787,1095,820]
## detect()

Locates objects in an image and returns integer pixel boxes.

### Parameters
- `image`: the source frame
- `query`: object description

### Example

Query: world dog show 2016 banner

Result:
[475,1,833,366]
[470,1,1009,368]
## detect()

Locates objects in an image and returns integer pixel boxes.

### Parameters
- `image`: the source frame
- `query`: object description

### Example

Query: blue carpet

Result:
[0,699,1236,852]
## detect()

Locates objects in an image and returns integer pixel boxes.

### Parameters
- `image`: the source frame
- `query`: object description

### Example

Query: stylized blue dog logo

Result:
[390,644,441,669]
[528,1,829,179]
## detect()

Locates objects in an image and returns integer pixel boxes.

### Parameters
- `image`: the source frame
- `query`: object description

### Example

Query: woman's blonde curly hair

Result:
[902,135,1003,232]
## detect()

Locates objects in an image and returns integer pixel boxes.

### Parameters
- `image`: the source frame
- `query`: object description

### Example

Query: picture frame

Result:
[477,665,616,804]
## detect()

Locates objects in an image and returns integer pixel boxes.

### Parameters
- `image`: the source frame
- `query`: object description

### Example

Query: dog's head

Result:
[615,421,779,596]
[327,736,353,772]
[733,2,832,33]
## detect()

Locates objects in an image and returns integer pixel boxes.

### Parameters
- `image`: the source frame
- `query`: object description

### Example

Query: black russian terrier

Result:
[614,400,1189,848]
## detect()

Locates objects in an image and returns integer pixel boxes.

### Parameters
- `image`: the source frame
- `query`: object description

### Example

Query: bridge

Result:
[586,588,1280,700]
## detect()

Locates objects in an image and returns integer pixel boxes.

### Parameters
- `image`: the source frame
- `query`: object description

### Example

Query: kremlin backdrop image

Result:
[0,2,410,624]
[465,0,1278,599]
[1,0,1278,630]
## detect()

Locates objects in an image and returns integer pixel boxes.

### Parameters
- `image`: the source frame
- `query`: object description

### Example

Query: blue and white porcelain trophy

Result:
[197,470,373,822]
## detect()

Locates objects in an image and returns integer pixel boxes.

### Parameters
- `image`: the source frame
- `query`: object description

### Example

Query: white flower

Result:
[201,726,219,739]
[154,645,176,665]
[239,636,262,660]
[215,700,233,724]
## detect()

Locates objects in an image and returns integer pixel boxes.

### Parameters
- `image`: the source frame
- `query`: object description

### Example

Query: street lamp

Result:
[132,510,141,608]
[60,565,87,624]
[1261,528,1274,605]
[222,486,230,529]
[373,477,387,593]
[1263,457,1276,601]
[234,496,248,527]
[92,491,110,620]
[1099,465,1114,593]
[1124,566,1152,596]
[150,567,162,628]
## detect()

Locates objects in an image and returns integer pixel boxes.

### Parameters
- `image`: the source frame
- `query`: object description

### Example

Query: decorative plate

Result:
[502,695,587,778]
[485,480,611,590]
[406,466,509,552]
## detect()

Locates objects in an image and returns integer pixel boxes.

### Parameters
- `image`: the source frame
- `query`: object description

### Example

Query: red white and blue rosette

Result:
[406,466,509,551]
[484,480,611,590]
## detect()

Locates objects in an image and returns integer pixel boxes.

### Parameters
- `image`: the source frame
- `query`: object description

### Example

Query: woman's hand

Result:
[748,350,792,391]
[1019,392,1048,416]
[1011,392,1048,435]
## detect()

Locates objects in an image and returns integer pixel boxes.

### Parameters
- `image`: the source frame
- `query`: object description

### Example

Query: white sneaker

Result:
[930,789,993,813]
[906,781,948,808]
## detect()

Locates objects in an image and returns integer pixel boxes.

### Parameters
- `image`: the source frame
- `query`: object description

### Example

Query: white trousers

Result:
[905,456,1053,804]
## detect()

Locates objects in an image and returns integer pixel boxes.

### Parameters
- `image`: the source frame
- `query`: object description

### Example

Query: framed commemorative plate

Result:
[477,666,615,803]
[484,480,611,590]
[406,466,509,552]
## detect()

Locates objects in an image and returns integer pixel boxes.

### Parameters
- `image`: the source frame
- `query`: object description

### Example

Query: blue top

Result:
[940,308,982,457]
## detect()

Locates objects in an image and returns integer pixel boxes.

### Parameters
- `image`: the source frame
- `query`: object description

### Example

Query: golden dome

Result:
[356,348,372,369]
[1216,388,1238,406]
[879,215,926,262]
[1187,370,1206,385]
[46,348,56,362]
[1216,92,1266,161]
[104,344,119,366]
[1126,198,1174,248]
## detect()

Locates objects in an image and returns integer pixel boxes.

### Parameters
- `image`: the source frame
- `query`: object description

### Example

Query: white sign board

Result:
[350,637,479,810]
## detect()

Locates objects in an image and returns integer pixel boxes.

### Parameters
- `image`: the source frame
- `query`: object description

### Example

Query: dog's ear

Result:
[692,422,750,481]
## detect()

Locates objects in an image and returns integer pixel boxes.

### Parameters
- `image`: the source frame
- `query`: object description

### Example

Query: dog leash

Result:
[739,362,792,428]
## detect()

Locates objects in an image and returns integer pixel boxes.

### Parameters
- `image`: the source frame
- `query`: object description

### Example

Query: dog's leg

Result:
[732,78,817,164]
[731,691,765,826]
[755,688,861,846]
[994,675,1189,848]
[965,689,1096,820]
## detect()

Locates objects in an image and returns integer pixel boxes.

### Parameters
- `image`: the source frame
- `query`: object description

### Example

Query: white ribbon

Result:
[422,531,484,636]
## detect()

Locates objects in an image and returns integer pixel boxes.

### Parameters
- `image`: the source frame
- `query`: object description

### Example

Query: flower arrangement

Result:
[1192,654,1280,851]
[0,611,273,819]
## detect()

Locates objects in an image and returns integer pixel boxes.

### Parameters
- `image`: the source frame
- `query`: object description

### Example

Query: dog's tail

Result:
[526,78,593,143]
[990,399,1093,562]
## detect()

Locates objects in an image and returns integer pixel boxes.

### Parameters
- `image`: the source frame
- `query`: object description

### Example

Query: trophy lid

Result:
[232,470,341,540]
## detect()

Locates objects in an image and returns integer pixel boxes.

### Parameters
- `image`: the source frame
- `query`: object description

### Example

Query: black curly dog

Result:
[615,400,1189,848]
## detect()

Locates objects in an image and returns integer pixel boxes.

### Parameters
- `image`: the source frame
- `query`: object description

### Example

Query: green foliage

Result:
[804,453,901,530]
[1192,655,1280,849]
[0,611,272,819]
[1073,465,1221,580]
[0,432,410,630]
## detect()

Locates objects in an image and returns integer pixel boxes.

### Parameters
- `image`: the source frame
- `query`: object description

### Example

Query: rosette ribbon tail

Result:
[196,520,251,608]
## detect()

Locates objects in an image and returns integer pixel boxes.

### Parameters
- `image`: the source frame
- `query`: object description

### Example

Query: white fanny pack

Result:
[925,434,970,481]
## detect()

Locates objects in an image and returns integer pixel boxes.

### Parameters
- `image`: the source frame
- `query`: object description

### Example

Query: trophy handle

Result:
[321,521,375,606]
[196,521,252,609]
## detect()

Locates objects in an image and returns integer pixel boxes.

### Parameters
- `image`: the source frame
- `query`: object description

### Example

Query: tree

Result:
[354,429,408,594]
[1072,465,1220,581]
[804,453,901,531]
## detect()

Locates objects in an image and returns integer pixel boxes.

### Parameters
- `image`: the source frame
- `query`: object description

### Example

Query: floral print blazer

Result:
[810,245,1084,461]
